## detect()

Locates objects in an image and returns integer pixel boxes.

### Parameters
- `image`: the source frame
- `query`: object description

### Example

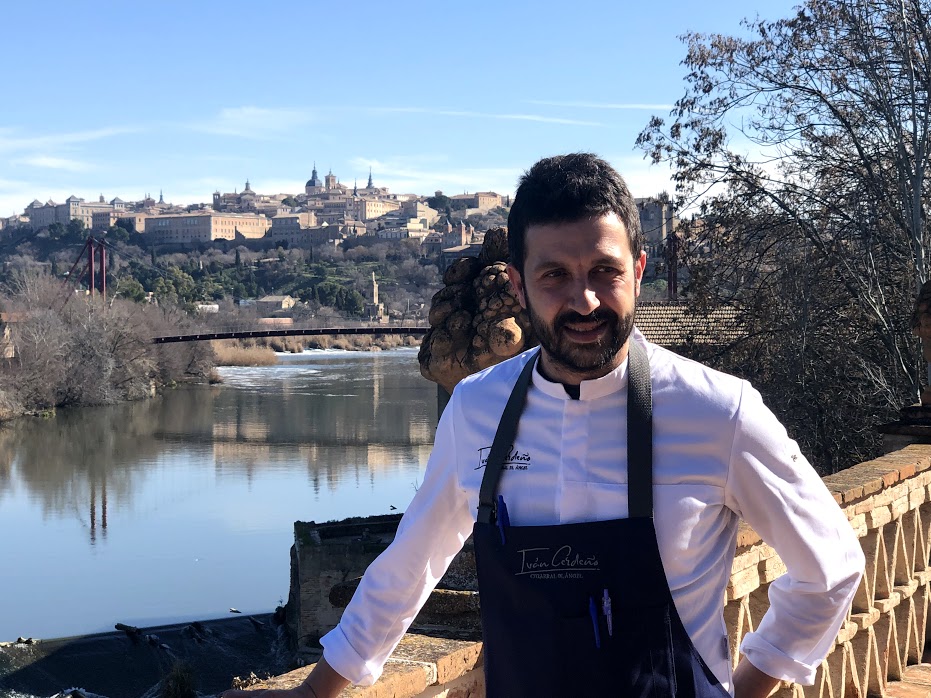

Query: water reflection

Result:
[0,349,437,641]
[0,401,167,543]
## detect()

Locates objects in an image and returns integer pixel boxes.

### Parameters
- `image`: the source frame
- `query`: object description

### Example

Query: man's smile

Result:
[561,320,607,342]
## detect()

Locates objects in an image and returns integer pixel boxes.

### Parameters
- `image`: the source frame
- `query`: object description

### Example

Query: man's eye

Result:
[543,269,566,278]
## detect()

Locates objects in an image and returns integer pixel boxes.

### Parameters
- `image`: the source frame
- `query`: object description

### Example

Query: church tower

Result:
[305,163,323,195]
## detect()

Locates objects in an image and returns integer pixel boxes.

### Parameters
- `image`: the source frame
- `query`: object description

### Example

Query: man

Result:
[224,154,864,698]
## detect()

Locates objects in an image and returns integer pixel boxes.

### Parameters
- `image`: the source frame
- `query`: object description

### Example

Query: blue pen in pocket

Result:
[496,494,510,545]
[589,596,602,649]
[602,588,613,637]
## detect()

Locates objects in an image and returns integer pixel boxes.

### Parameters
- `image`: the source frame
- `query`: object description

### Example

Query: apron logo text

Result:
[516,545,601,577]
[476,445,532,471]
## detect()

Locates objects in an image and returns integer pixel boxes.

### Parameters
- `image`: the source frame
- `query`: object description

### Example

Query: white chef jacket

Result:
[321,329,865,693]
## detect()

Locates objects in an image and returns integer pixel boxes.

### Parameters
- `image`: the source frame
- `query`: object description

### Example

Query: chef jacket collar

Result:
[530,328,645,401]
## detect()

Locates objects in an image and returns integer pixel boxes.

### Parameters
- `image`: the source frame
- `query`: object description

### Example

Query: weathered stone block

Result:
[418,667,485,698]
[389,634,483,685]
[850,608,881,631]
[893,495,911,518]
[761,556,787,584]
[290,516,403,647]
[910,488,927,510]
[868,505,893,529]
[731,548,761,574]
[727,565,762,600]
[876,591,903,614]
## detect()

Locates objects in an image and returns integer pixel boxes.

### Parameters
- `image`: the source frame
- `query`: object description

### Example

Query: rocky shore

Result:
[0,614,286,698]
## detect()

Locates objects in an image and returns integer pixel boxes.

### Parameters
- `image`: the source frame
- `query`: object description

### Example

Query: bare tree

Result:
[638,0,931,469]
[639,0,931,398]
[0,271,214,415]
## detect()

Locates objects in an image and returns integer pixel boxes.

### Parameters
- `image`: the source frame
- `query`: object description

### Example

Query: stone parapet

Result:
[257,445,931,697]
[243,632,484,697]
[731,444,931,697]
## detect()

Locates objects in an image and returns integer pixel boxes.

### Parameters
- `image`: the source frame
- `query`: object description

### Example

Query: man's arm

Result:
[300,657,352,698]
[219,656,350,697]
[732,658,780,698]
[318,391,474,685]
[724,382,864,686]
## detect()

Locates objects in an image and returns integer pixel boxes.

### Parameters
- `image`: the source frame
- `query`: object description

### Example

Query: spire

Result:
[353,179,358,196]
[367,167,373,189]
[159,190,164,204]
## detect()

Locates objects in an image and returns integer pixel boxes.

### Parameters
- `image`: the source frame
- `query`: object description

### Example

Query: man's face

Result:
[506,213,646,385]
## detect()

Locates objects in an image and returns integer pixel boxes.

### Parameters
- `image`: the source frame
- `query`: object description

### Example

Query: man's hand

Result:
[732,658,780,698]
[219,656,351,698]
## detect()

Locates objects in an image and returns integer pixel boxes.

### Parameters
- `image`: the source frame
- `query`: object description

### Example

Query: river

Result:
[0,348,437,644]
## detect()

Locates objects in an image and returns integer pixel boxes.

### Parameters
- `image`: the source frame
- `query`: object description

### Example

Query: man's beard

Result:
[525,298,635,378]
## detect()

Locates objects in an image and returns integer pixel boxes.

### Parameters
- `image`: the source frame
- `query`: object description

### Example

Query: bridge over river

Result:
[150,324,429,344]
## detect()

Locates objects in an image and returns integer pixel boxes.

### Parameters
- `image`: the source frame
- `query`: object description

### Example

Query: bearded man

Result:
[224,153,864,698]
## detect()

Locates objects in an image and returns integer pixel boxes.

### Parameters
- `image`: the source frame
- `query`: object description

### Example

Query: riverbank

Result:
[211,335,422,367]
[0,279,215,423]
[0,614,287,698]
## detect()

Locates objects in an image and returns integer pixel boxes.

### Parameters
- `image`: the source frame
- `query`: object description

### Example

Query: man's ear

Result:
[634,251,646,297]
[505,263,527,309]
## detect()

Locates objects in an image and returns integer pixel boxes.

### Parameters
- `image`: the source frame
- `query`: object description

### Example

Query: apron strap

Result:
[477,352,538,525]
[626,339,654,519]
[476,340,654,525]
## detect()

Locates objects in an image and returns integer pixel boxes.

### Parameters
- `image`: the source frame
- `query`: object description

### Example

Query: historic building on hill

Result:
[213,180,291,217]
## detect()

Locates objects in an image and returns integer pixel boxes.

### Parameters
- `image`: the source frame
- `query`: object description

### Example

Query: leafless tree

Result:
[638,0,931,469]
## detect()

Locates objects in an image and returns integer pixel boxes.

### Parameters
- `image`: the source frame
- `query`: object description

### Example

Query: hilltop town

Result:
[0,165,678,318]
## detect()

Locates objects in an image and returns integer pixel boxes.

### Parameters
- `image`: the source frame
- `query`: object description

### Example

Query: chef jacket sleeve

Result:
[319,388,473,686]
[724,381,864,685]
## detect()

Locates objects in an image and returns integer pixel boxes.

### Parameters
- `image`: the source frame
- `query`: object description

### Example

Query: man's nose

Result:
[567,279,600,315]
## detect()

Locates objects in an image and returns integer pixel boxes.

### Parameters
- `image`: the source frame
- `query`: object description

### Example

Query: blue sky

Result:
[0,0,800,217]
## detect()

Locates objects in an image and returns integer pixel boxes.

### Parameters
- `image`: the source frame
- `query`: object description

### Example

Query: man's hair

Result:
[507,153,642,272]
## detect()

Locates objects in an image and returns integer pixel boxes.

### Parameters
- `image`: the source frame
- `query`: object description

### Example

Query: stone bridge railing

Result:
[254,444,931,697]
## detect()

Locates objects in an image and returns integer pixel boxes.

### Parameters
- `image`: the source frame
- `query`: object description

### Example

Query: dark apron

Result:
[472,342,731,697]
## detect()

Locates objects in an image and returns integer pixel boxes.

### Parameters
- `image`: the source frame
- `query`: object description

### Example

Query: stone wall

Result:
[286,515,402,648]
[260,444,931,697]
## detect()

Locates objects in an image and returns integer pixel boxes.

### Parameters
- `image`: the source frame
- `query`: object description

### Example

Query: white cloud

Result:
[0,179,74,218]
[373,107,602,127]
[349,156,522,196]
[14,155,93,172]
[0,125,136,212]
[191,107,314,139]
[0,126,138,154]
[526,100,674,111]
